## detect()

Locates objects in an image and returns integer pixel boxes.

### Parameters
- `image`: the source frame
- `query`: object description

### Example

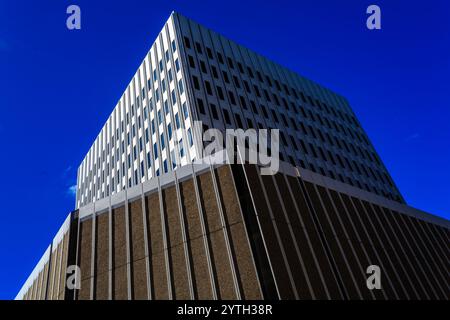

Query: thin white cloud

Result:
[405,133,420,142]
[67,185,77,197]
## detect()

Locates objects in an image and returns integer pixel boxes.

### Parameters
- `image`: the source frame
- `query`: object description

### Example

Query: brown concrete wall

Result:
[95,213,109,300]
[22,165,448,300]
[237,164,450,300]
[112,206,127,300]
[78,218,92,300]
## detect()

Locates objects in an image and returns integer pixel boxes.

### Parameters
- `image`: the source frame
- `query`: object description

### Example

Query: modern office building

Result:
[16,12,449,300]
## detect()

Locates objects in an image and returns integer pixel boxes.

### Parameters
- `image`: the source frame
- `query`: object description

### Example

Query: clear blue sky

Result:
[0,0,448,299]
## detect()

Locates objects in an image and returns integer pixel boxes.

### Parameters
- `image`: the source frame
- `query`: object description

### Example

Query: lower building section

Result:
[16,163,450,300]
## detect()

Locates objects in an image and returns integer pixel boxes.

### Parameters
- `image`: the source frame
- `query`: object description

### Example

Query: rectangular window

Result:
[188,128,193,146]
[192,75,200,90]
[147,152,152,167]
[205,81,212,95]
[217,52,224,64]
[227,57,234,69]
[160,134,165,150]
[184,36,191,49]
[178,79,184,94]
[182,102,189,119]
[223,109,231,124]
[179,139,184,157]
[197,98,205,114]
[188,55,195,68]
[210,104,218,120]
[195,42,203,54]
[171,90,177,104]
[175,112,180,129]
[200,60,207,73]
[154,143,158,159]
[168,123,172,140]
[206,47,213,59]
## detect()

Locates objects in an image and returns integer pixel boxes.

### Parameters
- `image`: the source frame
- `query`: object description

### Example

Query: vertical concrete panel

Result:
[245,165,295,299]
[163,187,184,247]
[95,213,109,300]
[170,244,191,299]
[349,197,400,299]
[151,252,169,299]
[209,230,237,299]
[216,166,261,299]
[58,234,69,300]
[179,179,213,299]
[162,186,190,299]
[228,223,262,299]
[215,166,243,225]
[78,218,92,300]
[146,192,169,299]
[40,262,49,300]
[197,173,222,233]
[129,199,148,299]
[112,206,128,300]
[180,179,203,239]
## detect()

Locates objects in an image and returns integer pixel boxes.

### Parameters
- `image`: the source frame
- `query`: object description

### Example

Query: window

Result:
[206,47,213,59]
[205,81,212,95]
[227,57,234,69]
[178,79,184,94]
[217,86,224,100]
[179,139,184,157]
[195,42,203,54]
[222,71,230,83]
[188,55,195,68]
[161,134,165,150]
[175,59,180,72]
[171,40,176,52]
[237,62,244,73]
[175,112,180,129]
[168,123,172,140]
[158,110,162,124]
[211,65,218,78]
[247,67,254,78]
[233,76,240,88]
[239,96,247,109]
[184,36,191,49]
[182,102,189,119]
[235,113,243,128]
[153,143,158,160]
[223,109,231,124]
[217,52,224,64]
[200,60,207,74]
[188,128,193,146]
[228,91,236,105]
[210,104,218,120]
[192,75,200,90]
[164,100,169,114]
[147,152,151,167]
[197,98,205,114]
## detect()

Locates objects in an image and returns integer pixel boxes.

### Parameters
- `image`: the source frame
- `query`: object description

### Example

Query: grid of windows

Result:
[176,13,403,203]
[76,12,403,209]
[76,15,195,208]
